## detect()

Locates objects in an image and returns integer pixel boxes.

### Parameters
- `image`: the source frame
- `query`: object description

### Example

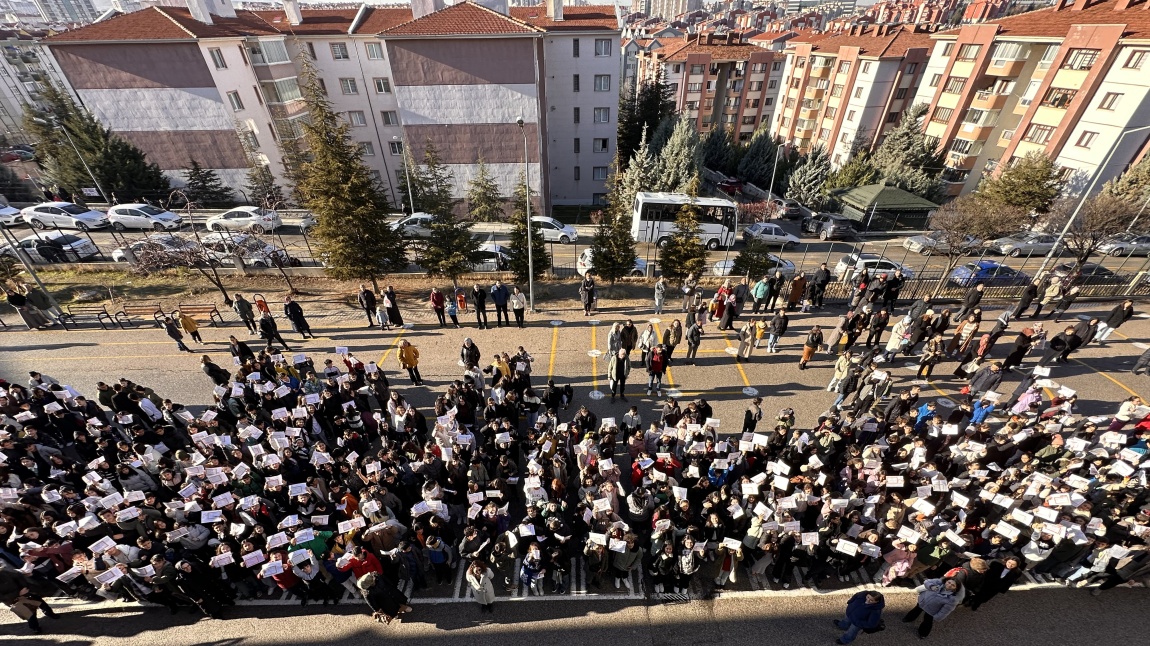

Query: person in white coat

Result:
[467,560,496,613]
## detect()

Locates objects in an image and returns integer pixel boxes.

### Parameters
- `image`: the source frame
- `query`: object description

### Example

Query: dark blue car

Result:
[949,260,1030,288]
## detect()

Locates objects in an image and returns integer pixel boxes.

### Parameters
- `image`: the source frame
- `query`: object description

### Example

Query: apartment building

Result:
[636,32,785,141]
[37,0,621,210]
[913,0,1150,196]
[773,24,933,165]
[0,29,69,144]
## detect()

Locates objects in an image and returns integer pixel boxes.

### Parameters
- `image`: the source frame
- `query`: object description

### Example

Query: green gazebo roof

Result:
[837,183,939,210]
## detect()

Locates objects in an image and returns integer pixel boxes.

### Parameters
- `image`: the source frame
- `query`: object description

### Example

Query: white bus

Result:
[631,192,738,250]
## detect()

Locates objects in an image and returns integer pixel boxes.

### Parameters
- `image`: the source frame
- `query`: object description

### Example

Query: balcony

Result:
[810,64,832,79]
[985,58,1026,77]
[972,90,1009,110]
[958,121,995,142]
[804,86,826,100]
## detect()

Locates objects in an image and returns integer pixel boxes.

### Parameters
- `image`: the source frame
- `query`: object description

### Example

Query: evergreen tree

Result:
[701,126,736,176]
[395,147,425,215]
[277,135,309,207]
[648,115,677,159]
[659,176,708,285]
[736,126,779,188]
[978,151,1062,214]
[592,164,640,284]
[418,142,457,217]
[293,62,406,289]
[823,150,879,193]
[183,159,235,208]
[1102,154,1150,207]
[731,241,781,278]
[870,103,945,201]
[618,77,674,166]
[654,116,701,192]
[466,158,505,222]
[786,145,831,210]
[619,127,656,203]
[506,172,550,283]
[244,164,286,209]
[25,82,170,203]
[418,207,484,285]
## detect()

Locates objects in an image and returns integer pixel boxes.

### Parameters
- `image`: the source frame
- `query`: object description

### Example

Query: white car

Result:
[199,232,294,267]
[531,216,578,244]
[833,253,915,280]
[111,233,201,264]
[393,213,434,238]
[0,205,22,226]
[742,222,800,249]
[713,253,795,277]
[205,206,282,234]
[0,231,99,263]
[108,203,183,231]
[576,247,647,277]
[21,202,109,231]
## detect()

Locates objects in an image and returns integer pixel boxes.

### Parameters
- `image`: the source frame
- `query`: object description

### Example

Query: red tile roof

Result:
[983,0,1150,39]
[658,40,769,62]
[43,7,198,42]
[510,5,621,31]
[381,2,541,37]
[790,25,934,57]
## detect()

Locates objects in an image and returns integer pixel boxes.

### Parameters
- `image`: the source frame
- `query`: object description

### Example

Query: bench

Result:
[64,304,118,330]
[178,303,225,327]
[115,301,166,328]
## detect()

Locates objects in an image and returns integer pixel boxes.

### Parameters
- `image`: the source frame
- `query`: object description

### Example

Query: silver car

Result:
[987,232,1060,257]
[1097,232,1150,257]
[903,231,981,256]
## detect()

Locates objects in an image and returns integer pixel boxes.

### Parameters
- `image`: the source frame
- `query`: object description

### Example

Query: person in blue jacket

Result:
[489,280,510,327]
[835,590,885,644]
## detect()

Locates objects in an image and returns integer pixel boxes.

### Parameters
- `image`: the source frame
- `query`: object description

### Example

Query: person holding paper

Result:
[467,560,496,613]
[902,576,964,638]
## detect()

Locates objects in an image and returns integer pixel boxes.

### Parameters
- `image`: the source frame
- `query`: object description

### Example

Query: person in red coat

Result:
[337,545,383,580]
[269,551,310,605]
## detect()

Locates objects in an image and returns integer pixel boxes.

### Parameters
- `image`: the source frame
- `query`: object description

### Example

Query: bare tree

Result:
[927,194,1031,296]
[1047,193,1137,270]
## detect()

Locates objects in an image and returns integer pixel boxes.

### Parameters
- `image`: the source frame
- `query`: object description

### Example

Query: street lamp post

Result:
[34,117,108,204]
[516,116,535,312]
[392,135,417,215]
[766,144,784,204]
[1035,124,1150,277]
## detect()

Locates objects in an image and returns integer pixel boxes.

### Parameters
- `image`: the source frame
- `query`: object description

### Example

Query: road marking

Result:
[590,325,599,390]
[548,325,559,378]
[1071,358,1143,398]
[376,330,406,365]
[651,322,676,388]
[721,332,751,387]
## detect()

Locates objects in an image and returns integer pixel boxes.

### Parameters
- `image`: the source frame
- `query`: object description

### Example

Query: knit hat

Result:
[356,572,376,591]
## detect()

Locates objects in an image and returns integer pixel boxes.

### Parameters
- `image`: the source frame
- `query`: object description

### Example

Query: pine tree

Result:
[466,158,505,222]
[654,116,701,192]
[591,164,640,284]
[786,145,831,210]
[978,151,1061,214]
[731,241,781,278]
[25,82,170,204]
[244,164,286,208]
[619,127,656,203]
[418,142,457,217]
[871,104,945,201]
[618,77,674,166]
[736,126,779,188]
[659,176,708,285]
[1103,154,1150,206]
[648,115,677,159]
[823,150,879,193]
[418,206,484,285]
[183,159,235,208]
[293,62,406,289]
[506,172,550,283]
[700,126,736,176]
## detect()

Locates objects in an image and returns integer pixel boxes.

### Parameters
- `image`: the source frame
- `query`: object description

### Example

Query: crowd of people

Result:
[1,270,1149,643]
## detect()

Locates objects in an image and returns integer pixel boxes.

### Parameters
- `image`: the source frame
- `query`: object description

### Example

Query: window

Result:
[767,79,777,89]
[374,77,391,94]
[853,86,864,98]
[990,43,1026,65]
[846,110,856,121]
[227,91,244,111]
[861,61,872,74]
[772,60,783,71]
[1056,166,1075,182]
[742,116,756,125]
[574,166,581,181]
[1022,123,1056,144]
[686,100,699,109]
[931,107,954,123]
[687,82,702,92]
[905,63,917,74]
[1040,87,1076,108]
[593,193,607,205]
[940,42,954,57]
[366,42,384,60]
[1019,79,1042,106]
[592,166,608,181]
[837,61,851,74]
[785,97,795,108]
[330,43,350,60]
[690,64,704,74]
[573,74,580,92]
[895,87,907,100]
[1125,50,1147,69]
[305,42,315,59]
[595,39,611,57]
[1061,48,1099,70]
[593,138,609,153]
[751,62,767,72]
[258,40,290,64]
[209,48,226,69]
[748,81,762,91]
[929,73,942,88]
[943,77,967,94]
[956,44,981,62]
[339,78,359,94]
[573,138,580,154]
[368,170,382,183]
[825,106,837,118]
[886,111,899,124]
[572,39,580,58]
[573,107,580,123]
[1075,131,1098,148]
[380,110,398,125]
[593,107,610,123]
[1100,92,1122,110]
[317,78,327,95]
[389,141,403,155]
[360,142,375,156]
[751,98,762,108]
[347,111,366,126]
[267,78,302,102]
[595,74,610,92]
[830,84,843,97]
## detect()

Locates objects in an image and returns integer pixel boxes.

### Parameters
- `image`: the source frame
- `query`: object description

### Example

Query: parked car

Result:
[903,231,981,256]
[742,222,800,249]
[0,150,34,163]
[473,242,510,272]
[800,213,855,240]
[1049,261,1120,285]
[0,205,22,227]
[391,212,434,238]
[21,202,109,231]
[531,216,578,244]
[949,260,1030,288]
[832,253,915,281]
[712,252,795,278]
[986,232,1060,257]
[199,232,296,267]
[107,203,183,231]
[1097,232,1150,257]
[717,179,744,194]
[0,231,99,263]
[204,206,282,234]
[576,247,646,277]
[298,213,318,235]
[770,198,802,219]
[111,233,202,264]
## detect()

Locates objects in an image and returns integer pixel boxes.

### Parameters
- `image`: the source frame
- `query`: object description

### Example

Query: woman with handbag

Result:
[917,334,945,378]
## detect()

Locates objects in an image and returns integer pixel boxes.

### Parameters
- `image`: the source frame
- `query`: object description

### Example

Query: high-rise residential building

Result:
[33,0,100,23]
[637,32,786,142]
[645,0,701,20]
[36,0,621,210]
[913,0,1150,196]
[773,24,934,165]
[0,30,69,145]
